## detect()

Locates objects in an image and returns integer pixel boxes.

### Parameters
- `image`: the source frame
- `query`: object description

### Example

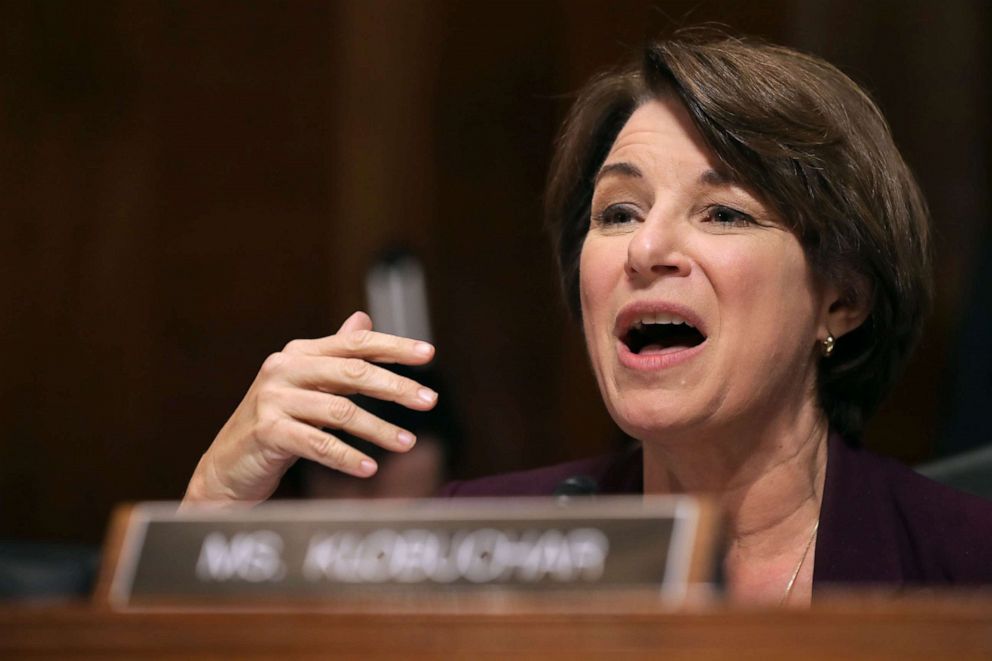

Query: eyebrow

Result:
[594,161,736,188]
[594,161,643,186]
[698,168,737,187]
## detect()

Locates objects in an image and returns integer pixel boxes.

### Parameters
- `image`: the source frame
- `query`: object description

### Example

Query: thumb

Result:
[337,310,373,334]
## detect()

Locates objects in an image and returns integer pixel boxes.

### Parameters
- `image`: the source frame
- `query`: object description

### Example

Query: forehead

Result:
[605,97,721,175]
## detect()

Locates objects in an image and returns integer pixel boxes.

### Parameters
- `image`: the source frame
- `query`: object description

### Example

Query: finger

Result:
[282,390,417,453]
[286,356,439,410]
[270,417,378,478]
[292,329,435,365]
[337,310,373,334]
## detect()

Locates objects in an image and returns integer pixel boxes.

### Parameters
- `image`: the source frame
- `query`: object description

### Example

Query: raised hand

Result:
[181,311,437,508]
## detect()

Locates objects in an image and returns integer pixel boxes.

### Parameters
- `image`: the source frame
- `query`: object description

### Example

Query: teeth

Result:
[634,313,694,329]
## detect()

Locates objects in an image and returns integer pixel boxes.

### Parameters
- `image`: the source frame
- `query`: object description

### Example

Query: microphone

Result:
[553,475,599,503]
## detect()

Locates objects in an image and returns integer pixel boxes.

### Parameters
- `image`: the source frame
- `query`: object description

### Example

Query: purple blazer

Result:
[438,433,992,588]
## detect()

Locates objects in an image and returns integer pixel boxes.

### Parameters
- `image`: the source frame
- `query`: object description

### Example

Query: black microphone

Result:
[553,475,599,503]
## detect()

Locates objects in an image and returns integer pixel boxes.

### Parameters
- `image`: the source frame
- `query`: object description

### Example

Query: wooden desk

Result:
[2,593,991,660]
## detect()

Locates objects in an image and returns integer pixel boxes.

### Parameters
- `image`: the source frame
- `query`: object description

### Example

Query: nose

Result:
[624,208,692,281]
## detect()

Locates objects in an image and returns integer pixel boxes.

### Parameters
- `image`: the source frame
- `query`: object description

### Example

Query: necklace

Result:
[780,520,819,606]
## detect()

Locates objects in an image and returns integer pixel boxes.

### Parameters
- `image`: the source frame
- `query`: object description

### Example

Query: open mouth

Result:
[622,313,706,355]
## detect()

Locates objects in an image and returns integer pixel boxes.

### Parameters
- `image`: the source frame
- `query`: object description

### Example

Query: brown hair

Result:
[545,31,932,437]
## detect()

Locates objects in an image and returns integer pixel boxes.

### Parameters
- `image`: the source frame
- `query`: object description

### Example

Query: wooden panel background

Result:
[1,0,988,543]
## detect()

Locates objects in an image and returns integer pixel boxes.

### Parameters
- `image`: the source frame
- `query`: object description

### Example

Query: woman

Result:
[183,32,992,604]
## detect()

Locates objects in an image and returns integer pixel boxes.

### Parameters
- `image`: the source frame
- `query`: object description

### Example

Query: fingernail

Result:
[414,342,434,357]
[397,430,416,447]
[418,388,438,404]
[359,459,378,476]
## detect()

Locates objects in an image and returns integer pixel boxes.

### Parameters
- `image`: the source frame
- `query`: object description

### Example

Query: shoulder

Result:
[873,450,992,583]
[818,433,992,586]
[436,446,643,498]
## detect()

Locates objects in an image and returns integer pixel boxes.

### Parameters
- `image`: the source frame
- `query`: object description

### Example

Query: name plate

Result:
[96,497,718,608]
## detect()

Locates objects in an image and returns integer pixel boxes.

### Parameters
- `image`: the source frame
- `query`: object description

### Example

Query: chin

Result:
[606,395,705,444]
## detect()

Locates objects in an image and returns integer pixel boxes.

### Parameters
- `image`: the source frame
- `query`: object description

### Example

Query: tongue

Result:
[639,343,687,354]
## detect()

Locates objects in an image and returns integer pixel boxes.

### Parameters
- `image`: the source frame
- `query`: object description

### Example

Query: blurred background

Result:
[1,0,990,552]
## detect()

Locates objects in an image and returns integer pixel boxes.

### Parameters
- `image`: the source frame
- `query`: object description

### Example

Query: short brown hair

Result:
[545,31,932,437]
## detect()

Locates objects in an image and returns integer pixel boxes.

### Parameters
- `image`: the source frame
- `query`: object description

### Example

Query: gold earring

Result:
[821,334,836,358]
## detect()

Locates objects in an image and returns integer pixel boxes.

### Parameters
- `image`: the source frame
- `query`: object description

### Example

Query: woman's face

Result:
[580,97,830,441]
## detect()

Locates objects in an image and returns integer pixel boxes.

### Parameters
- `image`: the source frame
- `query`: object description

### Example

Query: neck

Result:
[641,400,829,602]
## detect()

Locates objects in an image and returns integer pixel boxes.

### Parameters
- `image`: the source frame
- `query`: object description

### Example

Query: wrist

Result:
[181,454,238,508]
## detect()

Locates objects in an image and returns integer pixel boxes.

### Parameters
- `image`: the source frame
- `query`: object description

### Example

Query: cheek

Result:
[578,237,614,327]
[579,236,626,375]
[709,239,819,348]
[710,237,811,302]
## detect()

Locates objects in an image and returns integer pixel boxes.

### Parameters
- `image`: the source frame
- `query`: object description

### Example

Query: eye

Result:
[593,203,640,226]
[705,205,753,228]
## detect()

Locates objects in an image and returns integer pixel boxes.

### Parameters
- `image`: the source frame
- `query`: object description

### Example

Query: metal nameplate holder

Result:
[94,496,721,611]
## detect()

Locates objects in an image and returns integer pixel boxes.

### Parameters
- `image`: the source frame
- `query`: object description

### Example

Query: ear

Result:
[817,276,872,342]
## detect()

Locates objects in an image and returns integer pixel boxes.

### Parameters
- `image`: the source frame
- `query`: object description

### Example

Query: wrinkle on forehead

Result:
[604,97,729,184]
